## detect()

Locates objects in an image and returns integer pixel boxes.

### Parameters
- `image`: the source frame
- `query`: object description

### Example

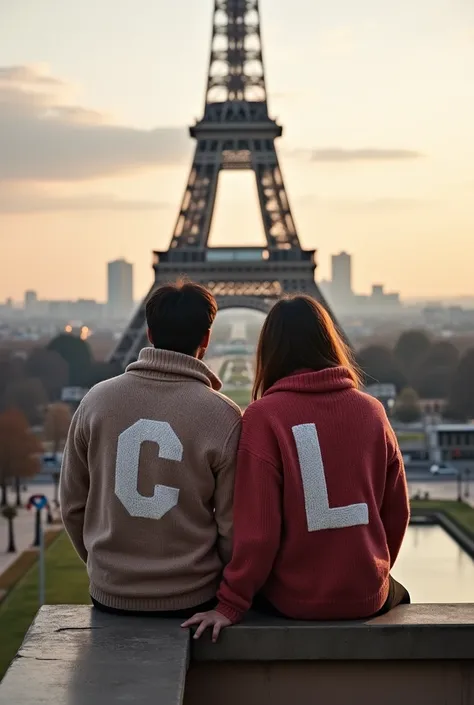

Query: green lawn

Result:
[225,387,252,408]
[411,499,474,536]
[0,532,88,680]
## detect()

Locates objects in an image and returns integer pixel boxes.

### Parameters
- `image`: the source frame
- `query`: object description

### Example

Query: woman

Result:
[183,296,410,641]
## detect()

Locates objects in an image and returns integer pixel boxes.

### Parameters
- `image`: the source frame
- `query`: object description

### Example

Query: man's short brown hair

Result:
[146,282,217,356]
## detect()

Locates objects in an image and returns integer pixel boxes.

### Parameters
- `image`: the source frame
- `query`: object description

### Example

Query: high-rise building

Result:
[331,252,353,306]
[107,259,133,320]
[24,290,38,315]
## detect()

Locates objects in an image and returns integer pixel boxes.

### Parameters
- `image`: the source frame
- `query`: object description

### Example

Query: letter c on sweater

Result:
[115,419,183,520]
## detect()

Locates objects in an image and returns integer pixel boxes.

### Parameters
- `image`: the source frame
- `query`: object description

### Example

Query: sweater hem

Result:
[266,580,390,621]
[89,583,217,613]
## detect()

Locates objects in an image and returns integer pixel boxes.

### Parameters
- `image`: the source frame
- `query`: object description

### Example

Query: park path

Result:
[0,483,59,576]
[408,480,473,508]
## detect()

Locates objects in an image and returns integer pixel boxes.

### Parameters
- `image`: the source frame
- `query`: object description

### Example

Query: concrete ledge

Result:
[1,604,474,705]
[192,604,474,661]
[0,606,189,705]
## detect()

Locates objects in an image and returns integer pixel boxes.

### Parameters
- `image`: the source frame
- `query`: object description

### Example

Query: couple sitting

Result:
[60,281,410,642]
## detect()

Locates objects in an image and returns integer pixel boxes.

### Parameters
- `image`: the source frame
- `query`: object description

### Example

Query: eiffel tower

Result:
[110,0,339,368]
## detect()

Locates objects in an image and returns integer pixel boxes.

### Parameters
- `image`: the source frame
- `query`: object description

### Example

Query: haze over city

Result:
[1,0,474,303]
[1,1,474,698]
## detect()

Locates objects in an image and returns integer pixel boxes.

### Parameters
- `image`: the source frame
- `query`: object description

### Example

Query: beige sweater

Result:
[60,348,242,611]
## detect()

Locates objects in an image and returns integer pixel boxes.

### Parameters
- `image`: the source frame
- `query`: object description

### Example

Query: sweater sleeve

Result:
[213,419,241,565]
[216,443,282,624]
[60,404,89,563]
[380,427,410,567]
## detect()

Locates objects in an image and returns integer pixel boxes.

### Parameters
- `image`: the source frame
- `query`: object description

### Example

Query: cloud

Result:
[0,64,66,88]
[331,197,429,213]
[0,64,189,182]
[0,188,171,214]
[298,195,430,213]
[307,148,424,162]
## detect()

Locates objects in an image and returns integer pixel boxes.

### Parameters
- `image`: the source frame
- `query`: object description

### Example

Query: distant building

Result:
[419,398,447,419]
[370,284,400,308]
[75,299,103,320]
[24,290,38,315]
[365,383,397,412]
[354,285,401,313]
[107,259,134,320]
[331,252,353,307]
[319,279,333,303]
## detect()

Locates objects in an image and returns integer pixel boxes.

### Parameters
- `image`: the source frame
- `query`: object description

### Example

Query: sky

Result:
[0,0,473,303]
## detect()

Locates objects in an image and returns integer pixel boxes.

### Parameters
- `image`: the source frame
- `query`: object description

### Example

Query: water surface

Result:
[393,525,474,603]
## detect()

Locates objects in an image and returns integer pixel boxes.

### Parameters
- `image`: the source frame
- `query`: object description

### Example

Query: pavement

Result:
[406,468,474,507]
[0,484,59,576]
[408,480,473,507]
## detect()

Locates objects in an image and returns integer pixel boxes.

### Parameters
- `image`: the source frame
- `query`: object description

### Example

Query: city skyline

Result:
[4,249,473,308]
[1,0,473,302]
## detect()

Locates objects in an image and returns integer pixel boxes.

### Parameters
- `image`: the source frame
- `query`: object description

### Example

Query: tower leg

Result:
[169,148,221,250]
[253,146,300,250]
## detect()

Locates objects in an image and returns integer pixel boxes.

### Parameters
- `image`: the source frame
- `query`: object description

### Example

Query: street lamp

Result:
[452,449,463,502]
[465,469,471,499]
[456,469,463,502]
[2,506,18,553]
[27,494,49,607]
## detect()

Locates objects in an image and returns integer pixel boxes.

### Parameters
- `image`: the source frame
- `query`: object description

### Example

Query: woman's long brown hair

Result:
[252,295,361,400]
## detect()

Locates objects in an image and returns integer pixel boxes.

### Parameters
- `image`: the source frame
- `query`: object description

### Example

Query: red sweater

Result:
[216,367,409,623]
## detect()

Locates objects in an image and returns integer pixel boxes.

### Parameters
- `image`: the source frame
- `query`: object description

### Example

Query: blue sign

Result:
[28,494,49,510]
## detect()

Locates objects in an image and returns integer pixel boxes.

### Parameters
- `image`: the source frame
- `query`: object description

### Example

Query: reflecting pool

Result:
[393,525,474,603]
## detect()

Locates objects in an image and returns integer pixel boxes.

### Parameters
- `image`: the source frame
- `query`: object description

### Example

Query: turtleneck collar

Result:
[126,347,222,391]
[263,366,355,397]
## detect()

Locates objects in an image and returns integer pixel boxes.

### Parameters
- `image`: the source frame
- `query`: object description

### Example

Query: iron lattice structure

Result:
[111,0,339,368]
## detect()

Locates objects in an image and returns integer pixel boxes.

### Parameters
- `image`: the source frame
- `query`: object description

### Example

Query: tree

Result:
[87,361,121,388]
[393,387,422,423]
[0,409,42,506]
[414,367,453,400]
[2,377,48,426]
[449,348,474,420]
[48,334,93,387]
[26,348,69,401]
[44,403,72,454]
[0,356,25,399]
[422,341,459,369]
[44,403,72,505]
[412,341,459,399]
[357,345,407,391]
[393,330,431,376]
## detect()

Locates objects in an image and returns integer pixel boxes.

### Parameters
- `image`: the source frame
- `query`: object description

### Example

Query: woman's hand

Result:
[181,609,232,642]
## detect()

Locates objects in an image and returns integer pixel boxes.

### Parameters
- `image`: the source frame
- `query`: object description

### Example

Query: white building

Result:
[107,259,134,320]
[24,290,38,316]
[331,252,353,308]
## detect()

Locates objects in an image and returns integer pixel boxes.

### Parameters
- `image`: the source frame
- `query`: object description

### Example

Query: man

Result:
[60,282,241,617]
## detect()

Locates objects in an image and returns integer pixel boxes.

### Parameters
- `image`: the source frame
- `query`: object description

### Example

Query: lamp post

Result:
[465,469,471,500]
[2,506,18,553]
[27,494,49,607]
[452,449,463,502]
[456,469,463,502]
